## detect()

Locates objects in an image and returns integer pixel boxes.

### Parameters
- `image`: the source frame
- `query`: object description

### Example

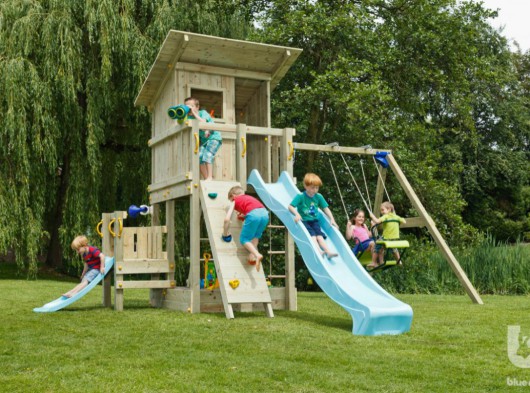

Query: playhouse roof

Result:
[135,30,302,108]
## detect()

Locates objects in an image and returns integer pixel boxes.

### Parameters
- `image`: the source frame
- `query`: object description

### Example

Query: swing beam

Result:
[293,142,483,305]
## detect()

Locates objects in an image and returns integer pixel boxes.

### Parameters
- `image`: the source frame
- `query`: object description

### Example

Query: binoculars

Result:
[167,104,190,120]
[128,204,152,218]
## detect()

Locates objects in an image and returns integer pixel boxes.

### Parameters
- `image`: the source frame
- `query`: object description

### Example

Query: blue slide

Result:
[33,257,114,313]
[248,170,413,335]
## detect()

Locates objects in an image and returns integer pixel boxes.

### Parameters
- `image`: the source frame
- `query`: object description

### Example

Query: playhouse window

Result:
[190,89,223,119]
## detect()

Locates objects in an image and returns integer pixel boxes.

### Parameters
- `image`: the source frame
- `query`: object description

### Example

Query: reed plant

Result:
[378,235,530,295]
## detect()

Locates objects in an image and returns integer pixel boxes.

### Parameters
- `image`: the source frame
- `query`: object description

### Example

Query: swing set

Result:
[327,144,409,272]
[293,141,483,304]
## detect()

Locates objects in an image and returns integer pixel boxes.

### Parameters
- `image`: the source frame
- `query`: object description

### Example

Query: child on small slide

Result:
[63,236,105,298]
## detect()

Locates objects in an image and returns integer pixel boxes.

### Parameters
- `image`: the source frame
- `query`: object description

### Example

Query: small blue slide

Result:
[248,170,413,335]
[33,257,114,313]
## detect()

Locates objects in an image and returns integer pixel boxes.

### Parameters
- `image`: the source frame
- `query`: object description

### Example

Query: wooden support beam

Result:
[117,280,175,289]
[386,154,483,305]
[150,34,189,107]
[189,120,201,313]
[113,211,128,311]
[270,50,292,86]
[166,200,175,284]
[294,143,391,155]
[148,123,191,148]
[373,167,387,216]
[148,173,192,193]
[176,61,272,81]
[400,217,427,229]
[196,122,285,137]
[281,128,297,310]
[101,213,113,308]
[236,123,247,190]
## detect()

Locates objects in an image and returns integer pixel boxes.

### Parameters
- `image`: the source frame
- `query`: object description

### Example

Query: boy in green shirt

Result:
[289,173,338,258]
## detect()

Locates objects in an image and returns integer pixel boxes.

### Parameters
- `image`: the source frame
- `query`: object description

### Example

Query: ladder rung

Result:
[268,275,286,279]
[200,238,209,241]
[267,250,285,255]
[268,225,286,229]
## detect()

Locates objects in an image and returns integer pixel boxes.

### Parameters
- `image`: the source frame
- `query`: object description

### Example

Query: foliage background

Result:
[0,0,529,280]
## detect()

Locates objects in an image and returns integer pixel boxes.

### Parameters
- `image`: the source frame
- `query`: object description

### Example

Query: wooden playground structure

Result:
[99,30,482,315]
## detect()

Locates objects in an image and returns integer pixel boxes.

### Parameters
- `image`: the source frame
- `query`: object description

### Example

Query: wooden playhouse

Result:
[100,30,482,316]
[132,30,304,316]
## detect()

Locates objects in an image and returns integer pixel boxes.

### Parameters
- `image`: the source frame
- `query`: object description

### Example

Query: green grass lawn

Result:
[2,267,530,392]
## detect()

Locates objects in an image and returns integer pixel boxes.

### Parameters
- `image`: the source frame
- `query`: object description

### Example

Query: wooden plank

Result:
[163,287,288,312]
[116,280,175,289]
[176,62,271,81]
[223,75,235,124]
[116,259,170,274]
[295,143,391,155]
[151,35,189,107]
[400,217,427,229]
[149,122,191,148]
[270,50,292,90]
[136,227,148,259]
[149,183,192,204]
[386,154,483,304]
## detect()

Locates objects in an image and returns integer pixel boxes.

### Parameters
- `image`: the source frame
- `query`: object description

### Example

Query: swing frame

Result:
[294,142,483,305]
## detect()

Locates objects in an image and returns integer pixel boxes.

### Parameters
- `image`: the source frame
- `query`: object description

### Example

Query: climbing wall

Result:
[199,180,273,319]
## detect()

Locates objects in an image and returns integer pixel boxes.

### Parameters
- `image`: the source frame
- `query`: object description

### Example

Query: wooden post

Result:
[236,123,247,189]
[153,199,175,308]
[101,213,113,308]
[113,211,127,311]
[166,199,175,284]
[281,127,297,310]
[386,154,483,305]
[373,167,387,217]
[189,119,201,313]
[149,204,162,306]
[280,128,295,177]
[271,136,280,182]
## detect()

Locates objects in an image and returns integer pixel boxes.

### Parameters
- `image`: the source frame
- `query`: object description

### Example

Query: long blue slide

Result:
[33,257,114,313]
[248,170,413,335]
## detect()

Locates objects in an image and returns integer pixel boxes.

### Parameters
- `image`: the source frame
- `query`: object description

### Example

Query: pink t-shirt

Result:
[352,225,370,243]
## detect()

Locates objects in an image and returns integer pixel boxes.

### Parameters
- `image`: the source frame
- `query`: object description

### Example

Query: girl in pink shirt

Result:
[345,209,378,268]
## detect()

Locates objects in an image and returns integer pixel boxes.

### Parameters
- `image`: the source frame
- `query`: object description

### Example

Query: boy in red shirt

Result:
[223,186,269,272]
[63,235,105,298]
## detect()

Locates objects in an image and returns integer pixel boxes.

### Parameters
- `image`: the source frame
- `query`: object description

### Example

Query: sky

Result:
[478,0,530,51]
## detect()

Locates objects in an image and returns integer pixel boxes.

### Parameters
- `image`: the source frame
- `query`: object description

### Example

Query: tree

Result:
[0,0,254,275]
[253,0,529,242]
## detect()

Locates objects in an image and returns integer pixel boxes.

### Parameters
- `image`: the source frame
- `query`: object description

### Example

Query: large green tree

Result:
[0,0,254,275]
[253,0,529,242]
